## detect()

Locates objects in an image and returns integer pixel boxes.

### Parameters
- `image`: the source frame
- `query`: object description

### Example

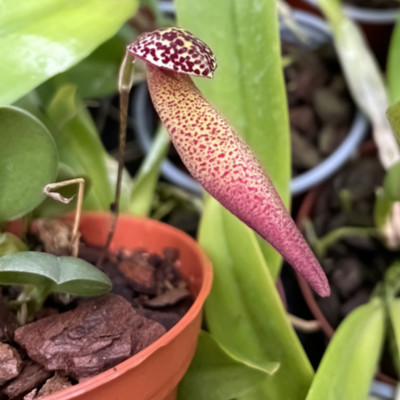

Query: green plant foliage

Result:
[384,261,400,297]
[176,0,290,198]
[198,197,313,400]
[387,101,400,144]
[387,299,400,376]
[0,251,112,300]
[45,84,132,211]
[0,233,28,257]
[381,264,400,376]
[373,160,400,231]
[0,0,137,105]
[306,299,385,400]
[388,15,400,104]
[178,331,279,400]
[130,126,170,217]
[176,0,291,279]
[374,188,394,232]
[382,159,400,201]
[44,26,136,100]
[0,106,58,221]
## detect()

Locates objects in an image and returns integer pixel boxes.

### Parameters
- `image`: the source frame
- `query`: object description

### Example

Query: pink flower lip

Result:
[127,28,331,298]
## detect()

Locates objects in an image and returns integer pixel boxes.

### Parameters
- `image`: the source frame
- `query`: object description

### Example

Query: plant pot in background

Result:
[133,10,368,196]
[293,148,398,397]
[285,0,400,66]
[36,212,213,400]
[295,187,398,399]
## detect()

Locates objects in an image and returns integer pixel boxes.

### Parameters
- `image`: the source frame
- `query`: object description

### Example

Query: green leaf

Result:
[0,233,28,257]
[198,197,313,400]
[0,106,58,222]
[45,84,122,211]
[0,251,112,297]
[382,159,400,201]
[0,0,137,105]
[387,102,400,145]
[384,261,400,298]
[374,188,393,230]
[104,156,133,213]
[45,27,135,99]
[176,0,291,279]
[306,299,385,400]
[314,0,342,24]
[178,331,279,400]
[387,299,400,376]
[373,161,400,235]
[388,15,400,104]
[130,125,170,217]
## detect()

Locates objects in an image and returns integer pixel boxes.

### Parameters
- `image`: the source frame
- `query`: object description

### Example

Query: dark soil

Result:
[305,153,394,327]
[0,227,193,399]
[344,0,399,9]
[284,42,354,177]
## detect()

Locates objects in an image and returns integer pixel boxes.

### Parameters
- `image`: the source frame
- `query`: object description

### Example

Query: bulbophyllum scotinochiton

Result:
[122,27,330,297]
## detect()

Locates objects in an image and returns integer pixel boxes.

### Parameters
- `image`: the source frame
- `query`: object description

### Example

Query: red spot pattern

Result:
[127,28,216,78]
[146,65,330,297]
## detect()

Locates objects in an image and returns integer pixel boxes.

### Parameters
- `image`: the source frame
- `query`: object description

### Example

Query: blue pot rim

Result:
[303,0,399,24]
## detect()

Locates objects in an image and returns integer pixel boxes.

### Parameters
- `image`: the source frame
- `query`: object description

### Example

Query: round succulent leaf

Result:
[127,27,217,78]
[0,106,58,221]
[55,256,112,296]
[0,251,111,297]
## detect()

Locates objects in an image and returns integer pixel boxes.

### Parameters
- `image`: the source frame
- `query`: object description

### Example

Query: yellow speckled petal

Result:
[147,65,330,297]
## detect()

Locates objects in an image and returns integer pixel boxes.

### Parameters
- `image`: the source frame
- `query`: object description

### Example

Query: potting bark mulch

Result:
[283,42,354,178]
[0,221,193,399]
[304,154,394,328]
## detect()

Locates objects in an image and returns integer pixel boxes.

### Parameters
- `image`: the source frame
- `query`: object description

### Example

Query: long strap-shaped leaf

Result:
[172,1,314,398]
[306,299,385,400]
[176,0,291,280]
[178,331,279,400]
[388,14,400,105]
[199,198,314,400]
[0,0,137,105]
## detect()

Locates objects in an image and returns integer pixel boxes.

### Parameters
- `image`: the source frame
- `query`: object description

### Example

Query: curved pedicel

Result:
[126,27,330,297]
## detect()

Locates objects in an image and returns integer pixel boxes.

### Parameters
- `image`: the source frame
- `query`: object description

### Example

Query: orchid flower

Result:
[120,28,330,297]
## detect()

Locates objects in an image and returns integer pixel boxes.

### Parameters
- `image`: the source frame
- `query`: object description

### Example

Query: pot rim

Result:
[39,211,213,400]
[303,0,400,23]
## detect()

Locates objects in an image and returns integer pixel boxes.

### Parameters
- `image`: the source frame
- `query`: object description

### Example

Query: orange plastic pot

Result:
[36,212,213,400]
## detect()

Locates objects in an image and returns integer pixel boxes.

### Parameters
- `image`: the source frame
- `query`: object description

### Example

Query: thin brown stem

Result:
[97,52,135,266]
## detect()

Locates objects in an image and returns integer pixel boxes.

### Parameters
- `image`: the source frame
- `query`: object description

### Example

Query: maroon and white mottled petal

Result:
[127,27,217,78]
[147,65,330,297]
